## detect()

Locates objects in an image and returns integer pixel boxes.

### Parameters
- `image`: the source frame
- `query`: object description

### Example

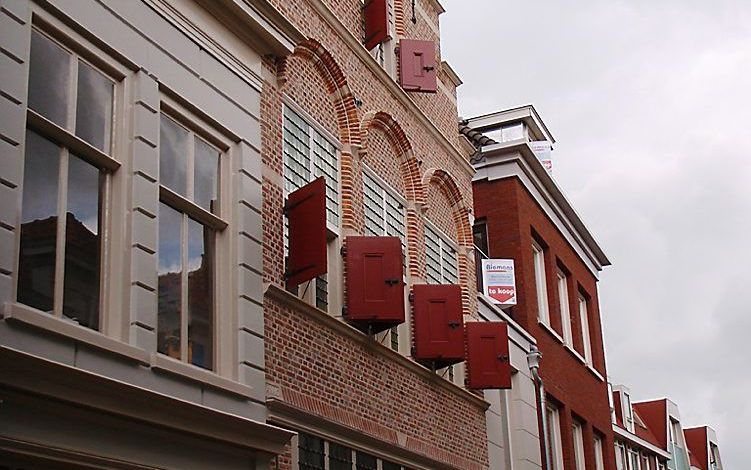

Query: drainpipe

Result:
[528,344,552,470]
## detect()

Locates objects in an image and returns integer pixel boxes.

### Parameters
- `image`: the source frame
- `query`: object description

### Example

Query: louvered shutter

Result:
[345,236,405,333]
[465,322,512,389]
[412,284,464,367]
[285,177,327,288]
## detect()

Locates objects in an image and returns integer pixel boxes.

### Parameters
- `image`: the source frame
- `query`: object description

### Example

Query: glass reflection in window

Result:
[75,61,114,152]
[159,116,189,197]
[157,203,182,360]
[28,30,70,127]
[187,217,213,369]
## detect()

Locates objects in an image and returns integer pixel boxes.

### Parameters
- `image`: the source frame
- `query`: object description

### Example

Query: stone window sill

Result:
[3,302,149,365]
[151,353,256,399]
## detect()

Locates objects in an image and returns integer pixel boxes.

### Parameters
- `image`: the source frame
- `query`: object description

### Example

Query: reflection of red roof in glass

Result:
[633,399,668,450]
[613,391,624,427]
[684,427,709,470]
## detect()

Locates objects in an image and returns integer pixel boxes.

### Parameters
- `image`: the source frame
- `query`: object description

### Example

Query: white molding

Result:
[151,353,257,400]
[473,141,609,277]
[4,302,149,365]
[613,425,672,459]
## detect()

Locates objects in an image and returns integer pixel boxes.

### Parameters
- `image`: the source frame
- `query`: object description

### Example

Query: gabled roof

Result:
[684,427,709,470]
[633,399,669,451]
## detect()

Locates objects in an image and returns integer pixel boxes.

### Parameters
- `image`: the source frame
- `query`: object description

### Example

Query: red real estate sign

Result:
[481,259,517,305]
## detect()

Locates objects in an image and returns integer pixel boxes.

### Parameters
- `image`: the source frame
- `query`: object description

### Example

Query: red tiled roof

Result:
[633,399,668,450]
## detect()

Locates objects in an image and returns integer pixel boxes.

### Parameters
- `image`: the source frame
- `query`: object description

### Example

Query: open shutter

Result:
[412,284,464,367]
[285,177,327,288]
[399,39,437,93]
[465,322,512,389]
[364,0,389,50]
[345,236,405,333]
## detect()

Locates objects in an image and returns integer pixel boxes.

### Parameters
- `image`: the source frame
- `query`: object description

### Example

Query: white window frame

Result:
[533,239,550,325]
[622,391,635,433]
[362,166,407,353]
[16,21,126,334]
[156,100,230,372]
[594,435,605,470]
[578,293,593,366]
[557,268,573,346]
[629,449,641,470]
[546,404,565,470]
[367,0,397,79]
[424,220,459,285]
[573,421,586,470]
[281,99,342,315]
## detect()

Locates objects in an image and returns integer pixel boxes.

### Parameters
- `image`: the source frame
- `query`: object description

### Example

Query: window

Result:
[485,122,527,143]
[157,114,224,370]
[629,449,641,470]
[298,433,325,470]
[594,435,605,470]
[18,29,118,330]
[425,224,459,285]
[294,433,408,470]
[573,421,586,470]
[283,104,339,311]
[328,442,353,470]
[473,220,488,293]
[557,268,572,345]
[616,443,628,470]
[546,404,565,470]
[623,392,634,432]
[363,170,406,351]
[532,239,549,324]
[367,0,396,77]
[578,293,593,366]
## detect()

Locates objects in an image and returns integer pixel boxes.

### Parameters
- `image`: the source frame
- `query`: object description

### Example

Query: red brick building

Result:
[465,106,616,470]
[259,0,491,468]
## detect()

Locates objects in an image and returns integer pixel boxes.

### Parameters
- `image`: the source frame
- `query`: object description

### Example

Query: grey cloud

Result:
[443,1,751,466]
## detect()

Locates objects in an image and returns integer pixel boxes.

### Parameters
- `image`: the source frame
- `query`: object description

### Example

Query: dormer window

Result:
[485,122,527,143]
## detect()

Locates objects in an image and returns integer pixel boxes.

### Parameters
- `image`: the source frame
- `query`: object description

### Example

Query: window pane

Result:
[187,217,213,370]
[194,137,219,213]
[298,433,325,470]
[328,442,353,470]
[158,203,183,360]
[382,462,402,470]
[62,154,101,329]
[29,31,70,127]
[355,451,377,470]
[159,116,189,197]
[75,61,114,152]
[18,131,60,312]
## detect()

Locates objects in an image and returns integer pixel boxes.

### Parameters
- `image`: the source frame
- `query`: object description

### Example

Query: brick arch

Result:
[278,38,361,146]
[360,111,424,205]
[422,168,471,248]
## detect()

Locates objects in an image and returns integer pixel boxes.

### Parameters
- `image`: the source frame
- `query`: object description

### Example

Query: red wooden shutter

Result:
[399,39,437,93]
[285,177,327,288]
[412,284,464,367]
[465,322,512,389]
[364,0,389,50]
[345,236,405,333]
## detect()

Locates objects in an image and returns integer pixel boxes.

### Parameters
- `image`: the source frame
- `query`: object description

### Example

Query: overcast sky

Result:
[442,1,750,467]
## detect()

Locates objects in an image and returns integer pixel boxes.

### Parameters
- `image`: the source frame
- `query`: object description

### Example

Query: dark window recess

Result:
[398,39,437,93]
[344,236,405,334]
[356,451,378,470]
[285,177,328,288]
[363,0,389,50]
[315,274,328,311]
[465,322,512,389]
[411,284,464,368]
[473,221,489,293]
[382,462,402,470]
[329,442,353,470]
[390,326,399,351]
[299,433,325,470]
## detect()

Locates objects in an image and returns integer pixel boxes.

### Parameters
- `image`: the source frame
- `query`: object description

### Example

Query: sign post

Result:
[481,259,517,306]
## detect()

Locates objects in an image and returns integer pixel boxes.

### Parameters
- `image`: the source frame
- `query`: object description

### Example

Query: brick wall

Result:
[473,177,616,470]
[259,0,485,467]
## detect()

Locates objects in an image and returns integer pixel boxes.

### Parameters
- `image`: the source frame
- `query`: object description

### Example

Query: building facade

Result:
[466,106,617,470]
[612,385,672,470]
[0,0,306,467]
[258,0,501,468]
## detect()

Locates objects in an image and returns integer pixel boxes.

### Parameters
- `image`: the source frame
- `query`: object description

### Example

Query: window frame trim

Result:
[532,238,550,325]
